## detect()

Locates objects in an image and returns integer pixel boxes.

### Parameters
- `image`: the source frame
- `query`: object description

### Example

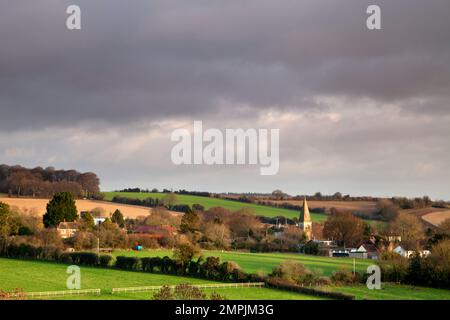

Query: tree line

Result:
[115,187,211,198]
[0,164,101,198]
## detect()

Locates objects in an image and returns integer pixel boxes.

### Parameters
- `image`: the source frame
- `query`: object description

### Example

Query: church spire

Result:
[299,197,311,223]
[299,197,313,240]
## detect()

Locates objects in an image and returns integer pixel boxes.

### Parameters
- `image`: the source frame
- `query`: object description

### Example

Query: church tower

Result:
[299,197,313,240]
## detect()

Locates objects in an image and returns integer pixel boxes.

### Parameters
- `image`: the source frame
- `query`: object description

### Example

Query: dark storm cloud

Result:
[0,0,449,130]
[1,0,450,198]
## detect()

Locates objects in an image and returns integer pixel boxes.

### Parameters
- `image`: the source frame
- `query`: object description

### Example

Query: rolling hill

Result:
[103,192,328,222]
[0,197,155,219]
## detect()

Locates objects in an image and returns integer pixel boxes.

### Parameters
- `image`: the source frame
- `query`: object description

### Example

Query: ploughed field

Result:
[269,200,377,214]
[103,192,329,222]
[0,197,157,219]
[402,207,450,227]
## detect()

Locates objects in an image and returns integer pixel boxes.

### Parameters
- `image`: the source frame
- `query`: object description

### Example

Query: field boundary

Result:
[14,289,101,298]
[111,282,265,294]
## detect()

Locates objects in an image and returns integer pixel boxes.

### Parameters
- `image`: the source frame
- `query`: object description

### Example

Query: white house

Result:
[330,249,350,258]
[393,245,431,258]
[349,243,379,260]
[57,222,78,239]
[93,217,106,225]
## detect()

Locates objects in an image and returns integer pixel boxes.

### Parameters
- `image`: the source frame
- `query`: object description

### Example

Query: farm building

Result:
[57,221,78,239]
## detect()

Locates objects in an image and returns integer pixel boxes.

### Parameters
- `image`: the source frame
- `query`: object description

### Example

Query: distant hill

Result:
[104,191,327,222]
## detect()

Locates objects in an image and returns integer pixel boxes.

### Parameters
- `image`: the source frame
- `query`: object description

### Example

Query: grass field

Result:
[325,283,450,300]
[2,258,448,300]
[103,192,328,222]
[39,288,325,300]
[0,258,321,300]
[112,249,374,276]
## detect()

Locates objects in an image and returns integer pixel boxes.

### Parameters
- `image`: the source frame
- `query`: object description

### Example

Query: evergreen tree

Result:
[43,192,78,227]
[111,209,125,228]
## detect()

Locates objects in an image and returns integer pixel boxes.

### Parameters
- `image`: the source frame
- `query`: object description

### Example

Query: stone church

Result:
[299,198,313,240]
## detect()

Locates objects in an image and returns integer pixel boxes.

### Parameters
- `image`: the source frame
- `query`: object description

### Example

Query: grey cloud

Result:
[1,0,450,198]
[1,0,450,130]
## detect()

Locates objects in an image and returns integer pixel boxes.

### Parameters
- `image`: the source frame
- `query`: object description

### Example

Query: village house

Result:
[94,217,106,225]
[393,245,431,258]
[330,249,350,258]
[349,243,380,260]
[57,221,78,239]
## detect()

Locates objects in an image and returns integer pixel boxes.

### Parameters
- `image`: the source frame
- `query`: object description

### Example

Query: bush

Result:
[70,252,97,265]
[0,288,27,300]
[330,270,358,285]
[99,254,113,267]
[302,241,320,255]
[152,284,226,300]
[115,256,140,270]
[58,252,73,264]
[265,278,355,300]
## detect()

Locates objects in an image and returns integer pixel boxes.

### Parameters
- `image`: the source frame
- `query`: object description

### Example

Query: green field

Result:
[325,283,450,300]
[0,258,321,300]
[38,288,325,300]
[2,258,448,300]
[112,249,374,276]
[103,192,328,222]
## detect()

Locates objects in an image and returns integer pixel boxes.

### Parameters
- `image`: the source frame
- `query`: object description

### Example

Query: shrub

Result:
[0,288,27,300]
[99,254,113,267]
[115,256,140,270]
[79,252,99,266]
[330,270,358,285]
[58,252,73,264]
[303,241,320,255]
[152,284,226,300]
[265,278,355,300]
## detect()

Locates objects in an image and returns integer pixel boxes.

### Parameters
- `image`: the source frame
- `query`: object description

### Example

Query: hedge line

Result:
[0,242,113,267]
[111,196,191,213]
[265,278,356,300]
[113,255,263,283]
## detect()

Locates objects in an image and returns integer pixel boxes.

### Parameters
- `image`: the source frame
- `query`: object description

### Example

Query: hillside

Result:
[103,192,328,222]
[112,249,373,276]
[269,199,378,214]
[401,207,450,227]
[0,197,158,219]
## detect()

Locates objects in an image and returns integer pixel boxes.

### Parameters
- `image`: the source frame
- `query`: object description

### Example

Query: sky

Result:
[1,0,449,199]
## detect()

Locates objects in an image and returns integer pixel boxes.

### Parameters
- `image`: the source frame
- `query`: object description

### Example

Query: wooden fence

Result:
[111,282,265,294]
[13,289,101,299]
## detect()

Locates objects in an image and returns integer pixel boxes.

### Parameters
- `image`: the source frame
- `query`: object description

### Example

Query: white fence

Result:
[14,289,101,299]
[112,282,265,294]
